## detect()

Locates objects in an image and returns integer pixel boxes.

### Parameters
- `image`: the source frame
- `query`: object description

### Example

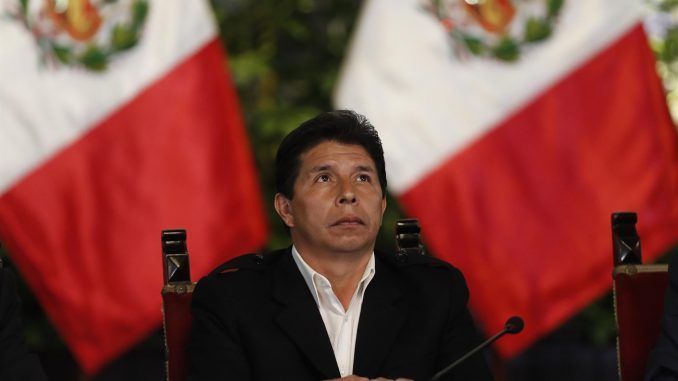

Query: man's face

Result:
[275,141,387,257]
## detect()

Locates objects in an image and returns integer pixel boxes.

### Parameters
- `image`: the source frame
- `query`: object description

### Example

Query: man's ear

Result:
[274,193,294,228]
[379,196,387,225]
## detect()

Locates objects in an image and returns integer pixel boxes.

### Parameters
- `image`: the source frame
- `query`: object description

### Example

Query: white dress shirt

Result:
[291,246,376,377]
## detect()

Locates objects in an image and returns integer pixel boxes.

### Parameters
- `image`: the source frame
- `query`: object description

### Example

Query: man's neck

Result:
[293,246,373,310]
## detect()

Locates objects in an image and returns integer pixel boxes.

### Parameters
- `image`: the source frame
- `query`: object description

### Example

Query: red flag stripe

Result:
[399,24,678,357]
[0,39,268,373]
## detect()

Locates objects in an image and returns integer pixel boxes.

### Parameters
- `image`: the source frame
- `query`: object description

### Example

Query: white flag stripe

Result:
[0,0,216,194]
[335,0,641,194]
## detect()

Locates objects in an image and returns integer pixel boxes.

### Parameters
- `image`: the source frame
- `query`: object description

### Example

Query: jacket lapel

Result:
[272,250,340,379]
[353,256,408,377]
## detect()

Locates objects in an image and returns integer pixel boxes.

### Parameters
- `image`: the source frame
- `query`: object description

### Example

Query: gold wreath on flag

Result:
[425,0,564,62]
[7,0,149,72]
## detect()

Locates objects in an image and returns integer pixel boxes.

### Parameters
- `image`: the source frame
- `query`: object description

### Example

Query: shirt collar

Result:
[291,245,376,306]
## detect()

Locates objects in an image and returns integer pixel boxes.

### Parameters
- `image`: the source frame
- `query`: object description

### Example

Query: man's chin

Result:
[326,234,375,255]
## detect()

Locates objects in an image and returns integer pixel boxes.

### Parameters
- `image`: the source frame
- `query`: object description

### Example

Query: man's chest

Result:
[225,295,447,380]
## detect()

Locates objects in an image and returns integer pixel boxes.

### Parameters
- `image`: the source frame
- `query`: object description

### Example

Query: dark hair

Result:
[275,110,387,199]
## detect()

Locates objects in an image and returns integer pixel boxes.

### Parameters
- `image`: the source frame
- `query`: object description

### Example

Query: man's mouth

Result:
[331,216,364,226]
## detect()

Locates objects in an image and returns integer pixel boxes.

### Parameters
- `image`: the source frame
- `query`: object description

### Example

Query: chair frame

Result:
[611,212,669,381]
[161,230,195,381]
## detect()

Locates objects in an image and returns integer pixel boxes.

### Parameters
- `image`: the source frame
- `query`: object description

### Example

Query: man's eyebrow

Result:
[356,165,375,172]
[310,165,333,172]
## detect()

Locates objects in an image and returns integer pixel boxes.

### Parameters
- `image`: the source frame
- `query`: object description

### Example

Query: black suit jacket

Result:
[0,267,46,381]
[645,254,678,380]
[188,248,493,380]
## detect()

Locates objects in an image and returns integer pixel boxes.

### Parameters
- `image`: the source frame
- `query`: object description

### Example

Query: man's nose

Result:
[337,181,357,205]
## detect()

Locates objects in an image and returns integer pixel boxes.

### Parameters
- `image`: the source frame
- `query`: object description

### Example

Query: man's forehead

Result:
[309,164,375,172]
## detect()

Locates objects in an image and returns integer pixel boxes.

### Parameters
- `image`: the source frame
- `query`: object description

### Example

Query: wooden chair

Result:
[160,219,425,381]
[161,230,195,381]
[612,212,669,381]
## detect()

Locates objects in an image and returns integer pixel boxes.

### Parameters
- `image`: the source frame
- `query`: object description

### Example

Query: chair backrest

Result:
[395,218,425,257]
[612,212,669,381]
[161,230,195,381]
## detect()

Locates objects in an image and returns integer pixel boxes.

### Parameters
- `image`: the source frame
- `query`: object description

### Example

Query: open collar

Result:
[271,248,407,378]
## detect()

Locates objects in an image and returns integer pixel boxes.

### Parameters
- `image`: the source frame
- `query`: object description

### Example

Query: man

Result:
[188,110,493,380]
[0,258,47,381]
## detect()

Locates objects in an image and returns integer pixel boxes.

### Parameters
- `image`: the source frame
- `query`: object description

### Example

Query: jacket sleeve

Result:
[436,267,494,381]
[0,268,47,381]
[187,274,252,380]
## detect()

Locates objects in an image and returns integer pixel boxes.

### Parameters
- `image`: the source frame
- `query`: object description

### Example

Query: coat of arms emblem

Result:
[6,0,149,71]
[425,0,565,62]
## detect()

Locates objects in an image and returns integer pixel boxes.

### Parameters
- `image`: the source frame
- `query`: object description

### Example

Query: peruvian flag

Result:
[336,0,678,357]
[0,0,267,374]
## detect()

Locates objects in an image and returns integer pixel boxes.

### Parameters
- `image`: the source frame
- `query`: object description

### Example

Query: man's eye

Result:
[357,174,371,182]
[317,174,330,182]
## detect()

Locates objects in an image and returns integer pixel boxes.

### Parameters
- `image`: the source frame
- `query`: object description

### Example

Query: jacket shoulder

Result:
[376,250,467,290]
[207,248,288,276]
[376,250,457,272]
[193,248,288,302]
